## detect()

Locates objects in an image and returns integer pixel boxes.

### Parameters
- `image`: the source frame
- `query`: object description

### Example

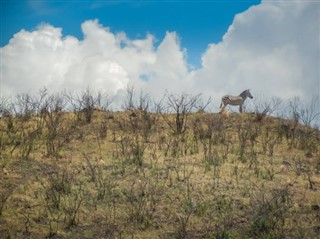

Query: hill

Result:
[0,109,320,239]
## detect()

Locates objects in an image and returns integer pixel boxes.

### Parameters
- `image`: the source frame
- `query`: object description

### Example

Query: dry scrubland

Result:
[0,100,320,239]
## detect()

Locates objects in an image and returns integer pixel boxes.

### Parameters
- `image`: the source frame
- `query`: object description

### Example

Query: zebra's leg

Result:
[239,104,243,113]
[220,103,227,113]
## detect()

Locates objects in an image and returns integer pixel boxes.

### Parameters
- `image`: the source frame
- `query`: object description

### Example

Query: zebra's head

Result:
[240,89,253,99]
[246,89,253,99]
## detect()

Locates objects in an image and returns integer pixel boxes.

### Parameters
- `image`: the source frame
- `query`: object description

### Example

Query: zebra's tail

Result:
[220,101,222,108]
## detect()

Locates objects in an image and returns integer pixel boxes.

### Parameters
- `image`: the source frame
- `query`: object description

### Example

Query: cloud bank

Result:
[1,1,319,109]
[194,1,319,102]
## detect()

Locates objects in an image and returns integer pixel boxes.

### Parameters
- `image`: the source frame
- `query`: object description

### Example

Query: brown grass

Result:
[0,111,319,238]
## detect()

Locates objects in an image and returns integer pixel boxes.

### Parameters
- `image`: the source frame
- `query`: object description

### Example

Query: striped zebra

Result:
[220,89,253,113]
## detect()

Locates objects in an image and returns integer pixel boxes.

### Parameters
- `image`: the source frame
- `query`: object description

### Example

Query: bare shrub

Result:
[118,87,158,144]
[41,167,83,229]
[124,179,159,229]
[253,96,282,122]
[194,115,227,174]
[62,187,83,229]
[114,133,146,167]
[160,92,202,134]
[2,94,41,159]
[194,96,212,113]
[237,122,250,161]
[261,124,280,157]
[163,150,195,183]
[289,96,320,127]
[83,153,102,183]
[248,185,293,238]
[122,86,152,112]
[42,94,72,158]
[66,88,111,124]
[0,188,13,217]
[12,93,36,122]
[174,181,195,239]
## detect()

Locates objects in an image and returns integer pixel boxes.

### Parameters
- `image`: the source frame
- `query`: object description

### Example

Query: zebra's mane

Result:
[239,89,250,97]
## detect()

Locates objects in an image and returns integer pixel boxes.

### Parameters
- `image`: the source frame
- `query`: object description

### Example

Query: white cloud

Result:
[192,1,319,107]
[2,21,131,96]
[1,19,189,101]
[1,1,319,111]
[141,32,191,99]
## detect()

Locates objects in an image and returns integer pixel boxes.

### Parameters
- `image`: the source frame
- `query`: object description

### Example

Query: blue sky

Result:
[1,0,260,66]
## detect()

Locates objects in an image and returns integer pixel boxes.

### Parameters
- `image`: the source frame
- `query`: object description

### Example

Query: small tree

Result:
[287,96,320,126]
[3,93,39,159]
[253,96,282,122]
[13,93,37,121]
[120,86,158,139]
[42,93,68,158]
[161,92,202,134]
[66,88,111,124]
[122,86,153,112]
[296,96,319,127]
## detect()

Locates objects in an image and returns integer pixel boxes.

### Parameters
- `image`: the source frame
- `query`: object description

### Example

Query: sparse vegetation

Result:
[0,90,320,238]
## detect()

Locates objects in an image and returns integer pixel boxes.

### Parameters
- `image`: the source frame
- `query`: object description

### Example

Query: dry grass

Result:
[0,110,320,239]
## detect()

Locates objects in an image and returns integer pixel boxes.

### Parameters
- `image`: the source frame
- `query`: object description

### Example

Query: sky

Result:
[1,0,260,66]
[1,0,320,112]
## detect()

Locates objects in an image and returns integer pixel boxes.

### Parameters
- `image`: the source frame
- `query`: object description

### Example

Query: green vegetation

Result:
[0,90,319,238]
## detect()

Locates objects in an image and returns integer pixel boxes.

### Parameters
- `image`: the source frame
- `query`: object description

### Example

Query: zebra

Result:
[220,89,253,113]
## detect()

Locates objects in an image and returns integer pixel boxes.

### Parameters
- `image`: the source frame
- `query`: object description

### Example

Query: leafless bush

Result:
[95,172,116,203]
[121,87,158,140]
[296,127,319,150]
[0,188,13,217]
[194,96,212,113]
[237,122,250,161]
[253,96,282,122]
[114,133,146,167]
[291,156,311,176]
[194,115,226,174]
[288,96,320,127]
[19,127,39,159]
[42,94,73,158]
[83,153,102,183]
[278,120,299,150]
[122,86,153,112]
[42,169,73,210]
[12,93,36,121]
[160,92,202,134]
[164,152,194,183]
[2,94,43,159]
[66,88,112,124]
[0,91,71,159]
[261,124,280,157]
[0,97,12,118]
[41,167,83,229]
[212,196,239,239]
[248,185,293,238]
[62,186,83,228]
[174,181,195,239]
[124,179,159,229]
[79,88,98,124]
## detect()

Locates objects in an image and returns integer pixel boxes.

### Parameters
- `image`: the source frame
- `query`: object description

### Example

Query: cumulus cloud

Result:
[1,19,189,100]
[1,1,319,111]
[2,21,127,96]
[141,32,191,99]
[192,0,319,106]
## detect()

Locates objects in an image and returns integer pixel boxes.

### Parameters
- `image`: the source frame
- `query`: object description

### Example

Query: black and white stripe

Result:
[220,89,253,113]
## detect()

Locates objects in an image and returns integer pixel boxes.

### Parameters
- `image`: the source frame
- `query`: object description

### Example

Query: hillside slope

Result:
[1,110,320,239]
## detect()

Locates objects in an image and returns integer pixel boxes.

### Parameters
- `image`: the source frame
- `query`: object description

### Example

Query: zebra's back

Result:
[222,95,244,106]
